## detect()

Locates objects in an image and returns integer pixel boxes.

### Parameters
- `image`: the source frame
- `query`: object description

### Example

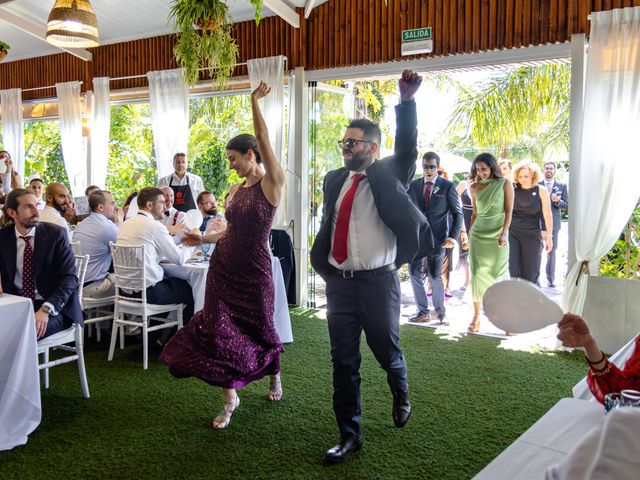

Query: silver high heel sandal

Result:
[213,395,240,429]
[267,374,282,401]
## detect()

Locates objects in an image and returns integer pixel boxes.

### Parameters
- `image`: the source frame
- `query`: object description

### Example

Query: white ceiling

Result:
[0,0,322,63]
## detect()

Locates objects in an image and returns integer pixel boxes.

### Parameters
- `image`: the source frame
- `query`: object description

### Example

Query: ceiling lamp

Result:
[46,0,100,49]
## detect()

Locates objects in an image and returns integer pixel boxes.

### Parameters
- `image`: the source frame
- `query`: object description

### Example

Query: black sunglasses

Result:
[338,139,371,149]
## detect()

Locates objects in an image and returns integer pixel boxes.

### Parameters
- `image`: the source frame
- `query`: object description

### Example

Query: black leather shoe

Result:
[393,391,411,428]
[324,436,362,464]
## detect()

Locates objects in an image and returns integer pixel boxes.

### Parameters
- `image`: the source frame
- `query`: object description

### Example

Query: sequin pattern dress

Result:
[160,180,283,388]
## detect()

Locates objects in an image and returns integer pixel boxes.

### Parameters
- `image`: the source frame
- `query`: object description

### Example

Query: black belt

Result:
[330,263,396,279]
[83,281,94,287]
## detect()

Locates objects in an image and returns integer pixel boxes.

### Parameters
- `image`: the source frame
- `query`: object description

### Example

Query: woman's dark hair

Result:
[470,153,502,181]
[226,134,261,164]
[122,191,138,209]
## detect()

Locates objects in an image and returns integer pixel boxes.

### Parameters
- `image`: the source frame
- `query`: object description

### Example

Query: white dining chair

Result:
[37,254,91,398]
[108,242,184,370]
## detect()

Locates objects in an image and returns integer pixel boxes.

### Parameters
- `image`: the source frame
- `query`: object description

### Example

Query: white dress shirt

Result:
[13,227,55,312]
[73,213,118,283]
[328,171,397,271]
[35,198,45,210]
[39,205,71,239]
[116,211,190,288]
[158,172,205,206]
[159,206,186,228]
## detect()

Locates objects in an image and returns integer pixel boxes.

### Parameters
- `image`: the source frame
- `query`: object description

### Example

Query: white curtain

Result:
[563,7,640,315]
[248,55,288,228]
[56,81,85,197]
[147,69,189,179]
[0,88,25,180]
[89,77,110,188]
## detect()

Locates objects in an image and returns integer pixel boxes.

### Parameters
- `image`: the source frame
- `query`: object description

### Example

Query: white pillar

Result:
[568,34,586,270]
[289,67,309,306]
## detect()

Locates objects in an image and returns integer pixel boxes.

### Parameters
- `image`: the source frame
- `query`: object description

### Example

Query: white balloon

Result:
[126,199,139,219]
[183,209,203,230]
[482,279,563,334]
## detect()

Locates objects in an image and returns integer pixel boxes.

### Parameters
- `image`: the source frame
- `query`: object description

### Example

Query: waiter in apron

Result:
[157,152,206,213]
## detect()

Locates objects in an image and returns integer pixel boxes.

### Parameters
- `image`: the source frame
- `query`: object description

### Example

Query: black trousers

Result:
[146,277,194,324]
[545,228,560,284]
[509,228,542,285]
[325,269,408,439]
[34,299,73,339]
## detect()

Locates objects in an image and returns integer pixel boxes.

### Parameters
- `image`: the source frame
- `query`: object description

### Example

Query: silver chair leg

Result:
[43,348,50,389]
[108,318,119,362]
[142,316,148,370]
[75,326,90,398]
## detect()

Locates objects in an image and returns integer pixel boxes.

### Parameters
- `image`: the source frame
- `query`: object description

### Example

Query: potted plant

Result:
[169,0,263,88]
[0,41,10,62]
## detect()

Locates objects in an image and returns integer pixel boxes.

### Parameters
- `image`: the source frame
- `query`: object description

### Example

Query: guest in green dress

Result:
[468,153,514,333]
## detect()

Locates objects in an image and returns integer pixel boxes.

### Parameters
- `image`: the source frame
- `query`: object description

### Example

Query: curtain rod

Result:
[109,63,250,82]
[22,81,84,93]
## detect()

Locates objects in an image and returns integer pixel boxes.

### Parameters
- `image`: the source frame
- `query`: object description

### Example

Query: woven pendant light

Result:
[46,0,100,48]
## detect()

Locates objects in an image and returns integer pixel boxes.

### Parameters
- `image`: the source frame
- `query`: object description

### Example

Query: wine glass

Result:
[200,242,211,261]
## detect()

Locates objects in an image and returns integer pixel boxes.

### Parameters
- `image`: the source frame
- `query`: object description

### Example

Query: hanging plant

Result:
[0,41,10,63]
[170,0,263,88]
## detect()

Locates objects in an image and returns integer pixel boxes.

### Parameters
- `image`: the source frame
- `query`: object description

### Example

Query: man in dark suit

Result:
[540,162,568,288]
[0,188,82,339]
[310,70,433,463]
[407,152,463,323]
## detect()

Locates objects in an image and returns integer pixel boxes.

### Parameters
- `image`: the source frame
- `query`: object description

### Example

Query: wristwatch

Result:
[41,304,55,315]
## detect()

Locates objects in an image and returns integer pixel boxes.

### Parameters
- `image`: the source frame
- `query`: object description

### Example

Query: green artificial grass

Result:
[0,308,587,480]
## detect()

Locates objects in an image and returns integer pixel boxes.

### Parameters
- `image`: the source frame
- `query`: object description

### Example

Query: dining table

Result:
[0,293,41,451]
[161,253,293,343]
[472,397,604,479]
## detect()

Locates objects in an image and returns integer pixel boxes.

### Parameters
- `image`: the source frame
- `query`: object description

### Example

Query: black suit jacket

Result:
[310,101,434,279]
[408,175,463,248]
[539,179,568,231]
[0,222,83,324]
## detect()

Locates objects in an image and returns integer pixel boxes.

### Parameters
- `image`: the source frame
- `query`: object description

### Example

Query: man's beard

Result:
[343,150,369,171]
[53,200,68,213]
[205,207,218,216]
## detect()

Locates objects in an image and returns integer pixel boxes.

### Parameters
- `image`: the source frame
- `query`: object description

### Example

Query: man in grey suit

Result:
[310,70,433,463]
[407,152,463,323]
[540,162,568,287]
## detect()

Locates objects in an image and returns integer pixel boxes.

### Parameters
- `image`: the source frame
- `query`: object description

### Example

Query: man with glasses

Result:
[196,191,224,233]
[407,152,463,323]
[311,70,433,464]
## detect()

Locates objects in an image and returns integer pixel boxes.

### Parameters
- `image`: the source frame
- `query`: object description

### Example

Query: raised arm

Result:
[252,81,285,207]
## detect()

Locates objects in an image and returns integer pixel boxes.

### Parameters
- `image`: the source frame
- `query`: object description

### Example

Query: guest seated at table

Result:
[122,191,138,218]
[116,187,194,326]
[74,191,123,299]
[558,313,640,404]
[159,186,186,235]
[197,191,224,233]
[39,182,72,239]
[0,188,82,338]
[1,150,23,194]
[28,177,45,210]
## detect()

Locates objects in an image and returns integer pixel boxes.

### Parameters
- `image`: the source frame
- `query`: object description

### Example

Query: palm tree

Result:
[443,64,571,163]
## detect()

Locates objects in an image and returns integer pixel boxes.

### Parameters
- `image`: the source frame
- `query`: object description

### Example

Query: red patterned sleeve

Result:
[587,336,640,404]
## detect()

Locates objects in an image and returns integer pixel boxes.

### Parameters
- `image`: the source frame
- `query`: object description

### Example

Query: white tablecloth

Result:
[162,255,293,343]
[473,398,603,479]
[0,294,41,451]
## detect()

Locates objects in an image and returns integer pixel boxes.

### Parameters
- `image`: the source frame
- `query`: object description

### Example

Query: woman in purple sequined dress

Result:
[160,82,286,429]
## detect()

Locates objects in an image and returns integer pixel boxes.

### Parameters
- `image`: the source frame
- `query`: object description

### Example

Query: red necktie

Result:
[423,182,433,210]
[20,236,35,302]
[332,174,364,265]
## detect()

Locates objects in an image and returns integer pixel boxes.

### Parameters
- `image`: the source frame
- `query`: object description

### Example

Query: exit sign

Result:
[402,27,432,42]
[401,27,433,56]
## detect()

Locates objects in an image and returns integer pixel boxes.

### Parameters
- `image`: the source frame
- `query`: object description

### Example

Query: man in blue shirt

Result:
[74,190,123,298]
